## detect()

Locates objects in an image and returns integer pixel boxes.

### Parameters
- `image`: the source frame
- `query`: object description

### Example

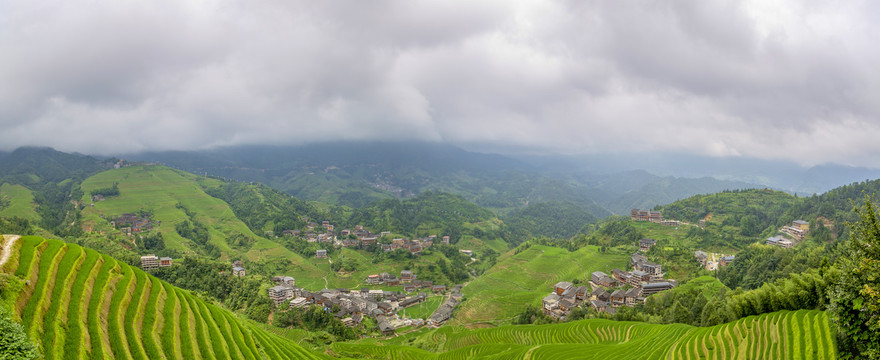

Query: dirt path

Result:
[0,234,21,268]
[523,345,541,359]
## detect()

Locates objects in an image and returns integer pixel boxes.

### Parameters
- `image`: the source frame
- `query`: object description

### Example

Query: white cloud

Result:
[0,0,879,166]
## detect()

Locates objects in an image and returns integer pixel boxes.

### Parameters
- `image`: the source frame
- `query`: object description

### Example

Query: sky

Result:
[1,0,879,166]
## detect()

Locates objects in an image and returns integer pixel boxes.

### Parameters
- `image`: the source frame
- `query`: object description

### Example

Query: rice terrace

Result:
[3,1,880,357]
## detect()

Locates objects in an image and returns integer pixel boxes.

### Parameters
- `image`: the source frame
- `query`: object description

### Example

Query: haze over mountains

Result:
[113,142,880,214]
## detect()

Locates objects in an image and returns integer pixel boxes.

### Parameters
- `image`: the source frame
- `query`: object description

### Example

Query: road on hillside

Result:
[0,234,21,268]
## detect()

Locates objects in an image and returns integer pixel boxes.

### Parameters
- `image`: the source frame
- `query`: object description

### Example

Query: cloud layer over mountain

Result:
[1,0,879,166]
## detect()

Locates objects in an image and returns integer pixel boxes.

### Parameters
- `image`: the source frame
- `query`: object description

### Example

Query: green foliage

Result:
[334,310,835,359]
[135,232,166,252]
[202,181,318,234]
[501,201,597,246]
[89,182,119,197]
[0,217,33,236]
[273,306,358,341]
[658,189,798,244]
[174,219,218,258]
[458,244,628,325]
[0,306,40,360]
[718,242,836,290]
[571,217,644,248]
[512,305,556,325]
[346,191,494,240]
[828,199,880,359]
[1,236,329,360]
[151,257,265,314]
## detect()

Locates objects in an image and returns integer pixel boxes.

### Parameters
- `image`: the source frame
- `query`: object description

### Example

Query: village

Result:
[262,268,464,335]
[542,237,676,319]
[137,210,814,333]
[538,211,815,320]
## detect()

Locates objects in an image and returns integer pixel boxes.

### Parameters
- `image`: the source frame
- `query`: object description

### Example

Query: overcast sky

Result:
[1,0,879,166]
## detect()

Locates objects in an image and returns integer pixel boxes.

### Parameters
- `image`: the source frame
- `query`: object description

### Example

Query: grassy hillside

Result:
[0,235,329,359]
[455,244,628,326]
[0,183,39,221]
[332,310,835,359]
[77,166,326,281]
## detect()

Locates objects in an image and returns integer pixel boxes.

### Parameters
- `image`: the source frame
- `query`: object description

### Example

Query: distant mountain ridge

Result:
[122,142,767,216]
[516,152,880,196]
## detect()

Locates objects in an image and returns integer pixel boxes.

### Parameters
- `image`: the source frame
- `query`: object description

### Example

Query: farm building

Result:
[766,236,793,248]
[232,266,246,277]
[159,257,172,267]
[140,255,159,271]
[639,238,656,251]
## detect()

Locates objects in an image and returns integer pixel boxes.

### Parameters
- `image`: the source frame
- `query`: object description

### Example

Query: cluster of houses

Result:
[267,275,463,334]
[631,209,663,223]
[429,289,463,325]
[695,251,735,269]
[543,240,678,319]
[377,236,450,255]
[281,221,452,257]
[112,213,155,236]
[631,209,686,227]
[777,219,810,243]
[763,220,812,249]
[365,270,413,286]
[140,254,172,271]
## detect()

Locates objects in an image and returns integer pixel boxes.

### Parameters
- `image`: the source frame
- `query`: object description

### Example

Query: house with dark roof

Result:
[641,281,675,296]
[639,238,656,251]
[554,281,573,295]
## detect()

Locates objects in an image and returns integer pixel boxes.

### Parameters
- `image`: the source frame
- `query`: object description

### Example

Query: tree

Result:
[828,199,880,359]
[0,307,40,360]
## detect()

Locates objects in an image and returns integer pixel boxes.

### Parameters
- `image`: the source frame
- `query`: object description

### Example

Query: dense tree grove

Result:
[0,217,33,236]
[151,257,265,319]
[718,242,835,290]
[345,191,494,240]
[273,306,359,340]
[828,200,880,359]
[89,182,119,197]
[0,306,40,360]
[501,201,597,246]
[203,181,318,235]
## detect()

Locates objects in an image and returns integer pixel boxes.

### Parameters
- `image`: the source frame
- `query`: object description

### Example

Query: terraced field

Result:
[333,310,836,359]
[0,183,40,221]
[77,165,324,277]
[456,245,628,326]
[0,235,329,359]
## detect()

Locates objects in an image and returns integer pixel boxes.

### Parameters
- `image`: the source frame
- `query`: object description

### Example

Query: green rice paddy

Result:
[1,236,330,359]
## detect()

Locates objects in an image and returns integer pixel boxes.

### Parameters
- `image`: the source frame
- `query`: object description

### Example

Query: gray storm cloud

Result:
[1,0,879,166]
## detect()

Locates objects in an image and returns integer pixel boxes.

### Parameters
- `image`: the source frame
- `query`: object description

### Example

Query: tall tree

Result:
[828,199,880,359]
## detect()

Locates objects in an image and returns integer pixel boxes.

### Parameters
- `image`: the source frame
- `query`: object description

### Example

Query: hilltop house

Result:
[639,238,656,251]
[159,257,173,268]
[554,282,573,296]
[766,236,793,248]
[591,271,618,288]
[695,251,708,267]
[631,209,662,223]
[720,255,735,266]
[316,249,328,258]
